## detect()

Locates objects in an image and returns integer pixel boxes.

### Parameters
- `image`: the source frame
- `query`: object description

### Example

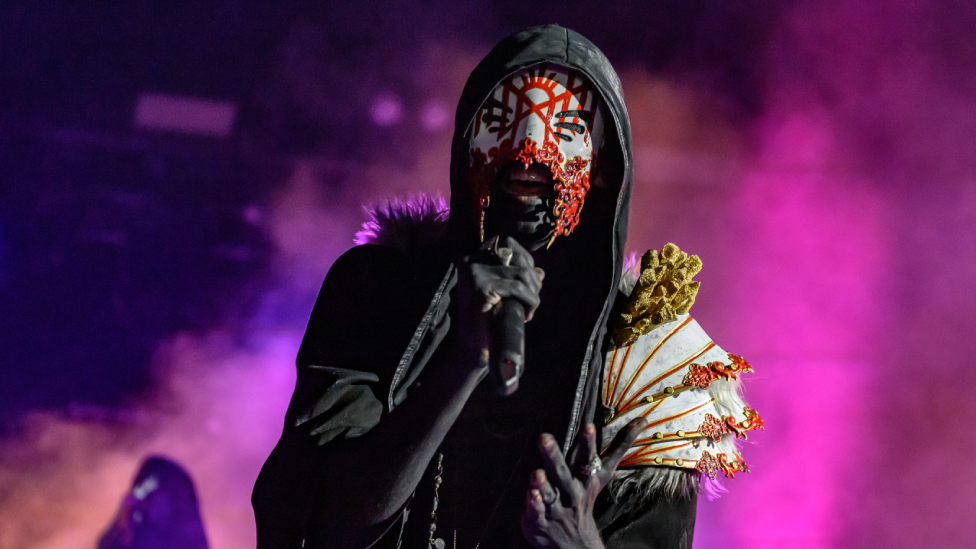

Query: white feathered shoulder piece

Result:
[604,244,763,502]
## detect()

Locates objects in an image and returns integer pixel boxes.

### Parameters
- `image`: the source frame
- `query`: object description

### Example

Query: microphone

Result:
[486,241,525,396]
[489,295,525,396]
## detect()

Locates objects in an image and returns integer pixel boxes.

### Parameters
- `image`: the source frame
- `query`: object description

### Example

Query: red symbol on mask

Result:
[515,137,590,247]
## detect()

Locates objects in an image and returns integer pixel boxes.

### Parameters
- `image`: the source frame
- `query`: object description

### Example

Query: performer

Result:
[253,25,762,549]
[98,456,209,549]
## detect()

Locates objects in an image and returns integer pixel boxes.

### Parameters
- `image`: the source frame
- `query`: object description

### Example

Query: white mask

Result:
[468,64,604,246]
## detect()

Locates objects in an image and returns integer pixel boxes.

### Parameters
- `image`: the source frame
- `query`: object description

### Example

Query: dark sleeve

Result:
[253,244,434,549]
[595,489,698,549]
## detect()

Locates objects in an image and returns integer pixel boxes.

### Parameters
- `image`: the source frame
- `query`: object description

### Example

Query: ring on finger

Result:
[582,455,603,477]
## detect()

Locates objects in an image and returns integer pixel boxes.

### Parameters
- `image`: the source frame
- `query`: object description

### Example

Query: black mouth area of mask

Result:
[483,162,558,252]
[498,162,558,199]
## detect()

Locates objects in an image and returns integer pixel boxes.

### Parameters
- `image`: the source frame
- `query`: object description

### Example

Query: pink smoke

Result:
[0,332,297,549]
[3,4,976,547]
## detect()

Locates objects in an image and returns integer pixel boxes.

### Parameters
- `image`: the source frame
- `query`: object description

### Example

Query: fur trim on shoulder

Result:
[354,194,450,254]
[609,467,701,504]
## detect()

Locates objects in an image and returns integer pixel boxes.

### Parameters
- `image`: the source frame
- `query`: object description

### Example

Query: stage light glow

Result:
[369,93,404,127]
[134,94,237,137]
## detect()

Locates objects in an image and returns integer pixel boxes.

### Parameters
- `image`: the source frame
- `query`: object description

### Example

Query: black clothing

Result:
[98,456,210,549]
[253,25,696,549]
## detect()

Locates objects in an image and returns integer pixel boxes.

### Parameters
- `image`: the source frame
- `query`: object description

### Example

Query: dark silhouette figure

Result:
[97,456,210,549]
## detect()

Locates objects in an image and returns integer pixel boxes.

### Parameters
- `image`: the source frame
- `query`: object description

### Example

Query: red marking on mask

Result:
[469,66,599,244]
[474,66,596,147]
[516,137,590,245]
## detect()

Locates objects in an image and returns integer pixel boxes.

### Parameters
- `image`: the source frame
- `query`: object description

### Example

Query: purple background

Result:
[1,1,974,548]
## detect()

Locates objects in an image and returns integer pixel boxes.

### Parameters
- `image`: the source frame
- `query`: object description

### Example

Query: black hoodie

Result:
[253,25,696,549]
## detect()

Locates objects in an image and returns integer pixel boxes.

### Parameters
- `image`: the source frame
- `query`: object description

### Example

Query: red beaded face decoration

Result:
[468,64,604,246]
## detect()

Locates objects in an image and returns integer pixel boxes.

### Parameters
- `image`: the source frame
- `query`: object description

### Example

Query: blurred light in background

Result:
[135,94,237,137]
[242,206,264,226]
[420,99,450,132]
[369,93,404,127]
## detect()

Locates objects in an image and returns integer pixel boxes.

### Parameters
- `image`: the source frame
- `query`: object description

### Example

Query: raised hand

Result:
[521,418,648,549]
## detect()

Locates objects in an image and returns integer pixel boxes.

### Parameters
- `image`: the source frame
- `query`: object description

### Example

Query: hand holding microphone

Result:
[466,236,544,396]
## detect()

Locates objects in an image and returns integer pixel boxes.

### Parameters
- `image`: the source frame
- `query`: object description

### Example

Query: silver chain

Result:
[427,453,445,549]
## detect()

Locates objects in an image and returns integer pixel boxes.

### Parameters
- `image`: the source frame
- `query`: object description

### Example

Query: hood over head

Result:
[98,456,209,549]
[449,24,632,262]
[448,25,634,448]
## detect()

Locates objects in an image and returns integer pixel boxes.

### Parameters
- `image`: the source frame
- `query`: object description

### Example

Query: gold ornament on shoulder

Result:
[611,243,702,349]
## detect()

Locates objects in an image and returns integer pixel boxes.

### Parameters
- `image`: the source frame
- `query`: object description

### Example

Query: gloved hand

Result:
[456,236,544,368]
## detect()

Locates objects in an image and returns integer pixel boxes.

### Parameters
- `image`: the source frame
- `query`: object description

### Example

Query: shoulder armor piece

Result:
[611,244,701,349]
[603,245,763,494]
[603,315,761,482]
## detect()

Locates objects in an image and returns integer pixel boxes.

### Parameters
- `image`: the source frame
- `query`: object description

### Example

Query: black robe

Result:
[253,25,697,549]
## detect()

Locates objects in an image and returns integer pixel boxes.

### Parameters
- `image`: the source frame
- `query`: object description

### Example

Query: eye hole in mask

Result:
[468,64,605,249]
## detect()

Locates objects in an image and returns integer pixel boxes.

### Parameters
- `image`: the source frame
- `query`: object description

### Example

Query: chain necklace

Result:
[427,453,445,549]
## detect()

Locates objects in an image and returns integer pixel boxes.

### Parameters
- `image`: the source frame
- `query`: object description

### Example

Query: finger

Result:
[580,423,598,462]
[471,265,542,296]
[521,489,549,543]
[516,266,543,294]
[539,433,581,500]
[524,268,543,322]
[481,279,541,317]
[502,236,535,269]
[513,268,542,321]
[573,423,599,487]
[530,469,557,506]
[469,263,542,320]
[482,278,539,308]
[599,417,648,483]
[525,488,547,521]
[474,264,543,294]
[480,292,501,313]
[504,265,543,295]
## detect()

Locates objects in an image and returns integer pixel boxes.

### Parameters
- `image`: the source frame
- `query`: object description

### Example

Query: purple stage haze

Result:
[1,1,975,548]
